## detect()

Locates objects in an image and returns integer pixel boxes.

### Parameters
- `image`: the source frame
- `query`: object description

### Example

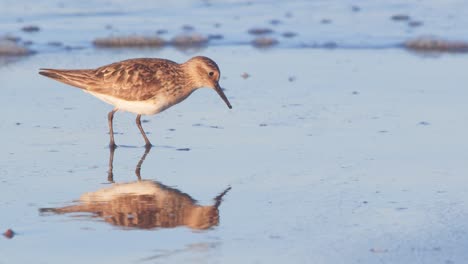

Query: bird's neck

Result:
[181,61,205,89]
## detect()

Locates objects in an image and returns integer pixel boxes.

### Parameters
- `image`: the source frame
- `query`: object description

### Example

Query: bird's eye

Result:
[209,71,214,77]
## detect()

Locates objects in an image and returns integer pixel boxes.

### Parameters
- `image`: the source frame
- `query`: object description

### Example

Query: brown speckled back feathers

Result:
[39,58,188,101]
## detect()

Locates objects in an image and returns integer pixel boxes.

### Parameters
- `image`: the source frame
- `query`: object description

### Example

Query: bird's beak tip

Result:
[214,83,232,110]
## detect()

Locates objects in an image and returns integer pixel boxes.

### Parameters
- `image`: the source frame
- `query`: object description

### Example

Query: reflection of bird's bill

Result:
[214,83,232,109]
[214,186,232,208]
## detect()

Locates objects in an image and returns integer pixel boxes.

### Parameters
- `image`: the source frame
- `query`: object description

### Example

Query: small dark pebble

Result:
[21,25,40,32]
[351,91,359,95]
[168,128,176,131]
[323,41,337,48]
[363,201,368,204]
[182,24,195,31]
[282,31,297,38]
[378,130,389,133]
[192,123,202,127]
[419,121,430,126]
[3,229,14,239]
[176,148,190,151]
[396,207,408,211]
[248,27,274,35]
[5,35,21,42]
[288,76,296,82]
[269,235,282,239]
[142,119,150,123]
[269,19,282,25]
[208,34,224,40]
[156,29,168,35]
[408,21,423,27]
[351,5,361,12]
[391,14,410,21]
[15,122,21,125]
[105,24,113,30]
[47,41,63,47]
[241,72,250,79]
[370,248,388,253]
[320,18,332,24]
[259,123,268,127]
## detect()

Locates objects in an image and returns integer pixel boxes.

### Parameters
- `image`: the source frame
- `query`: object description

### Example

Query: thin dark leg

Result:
[135,146,151,180]
[107,146,116,183]
[136,114,152,147]
[108,109,117,148]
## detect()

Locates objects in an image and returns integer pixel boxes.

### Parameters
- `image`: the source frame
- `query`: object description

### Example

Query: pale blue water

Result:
[1,0,468,51]
[1,1,468,264]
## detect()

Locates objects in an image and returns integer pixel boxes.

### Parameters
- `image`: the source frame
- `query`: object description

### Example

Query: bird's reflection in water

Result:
[40,147,231,230]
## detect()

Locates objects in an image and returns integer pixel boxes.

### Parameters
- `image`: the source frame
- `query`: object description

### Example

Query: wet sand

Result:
[1,1,468,263]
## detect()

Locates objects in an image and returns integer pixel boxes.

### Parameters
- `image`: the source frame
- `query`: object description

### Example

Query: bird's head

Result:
[184,56,232,109]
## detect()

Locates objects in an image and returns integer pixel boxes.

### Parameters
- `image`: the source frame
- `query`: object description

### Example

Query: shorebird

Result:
[39,56,232,148]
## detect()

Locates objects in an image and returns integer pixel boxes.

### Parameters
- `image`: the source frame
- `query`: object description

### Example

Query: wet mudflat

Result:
[1,1,468,263]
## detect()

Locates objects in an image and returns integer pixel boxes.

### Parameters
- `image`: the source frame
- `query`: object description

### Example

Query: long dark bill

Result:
[214,83,232,109]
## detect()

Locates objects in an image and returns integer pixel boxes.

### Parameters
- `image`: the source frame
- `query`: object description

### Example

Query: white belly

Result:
[85,91,169,115]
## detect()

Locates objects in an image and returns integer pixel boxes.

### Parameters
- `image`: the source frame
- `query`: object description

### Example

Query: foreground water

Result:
[1,46,467,263]
[1,1,468,264]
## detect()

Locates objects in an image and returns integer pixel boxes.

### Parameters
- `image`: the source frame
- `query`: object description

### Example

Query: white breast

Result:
[85,91,169,115]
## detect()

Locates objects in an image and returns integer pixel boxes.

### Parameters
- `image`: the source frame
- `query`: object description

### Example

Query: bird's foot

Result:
[144,143,153,149]
[109,143,118,150]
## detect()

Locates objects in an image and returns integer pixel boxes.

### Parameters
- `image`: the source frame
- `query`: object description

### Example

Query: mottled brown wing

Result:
[91,58,186,101]
[40,58,184,101]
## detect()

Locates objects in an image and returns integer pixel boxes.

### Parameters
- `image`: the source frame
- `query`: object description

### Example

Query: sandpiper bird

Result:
[39,56,232,148]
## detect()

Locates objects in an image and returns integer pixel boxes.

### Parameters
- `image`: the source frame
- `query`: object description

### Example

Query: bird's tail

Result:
[39,68,96,90]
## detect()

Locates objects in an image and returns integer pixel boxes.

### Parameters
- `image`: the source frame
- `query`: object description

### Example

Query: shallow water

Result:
[2,0,468,51]
[1,1,468,264]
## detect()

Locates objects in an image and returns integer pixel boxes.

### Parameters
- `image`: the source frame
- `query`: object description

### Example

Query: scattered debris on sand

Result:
[0,38,32,56]
[208,34,224,40]
[404,36,468,53]
[351,5,361,12]
[391,14,410,21]
[171,33,208,48]
[252,37,278,48]
[156,29,168,35]
[93,36,166,48]
[269,19,282,26]
[21,25,40,33]
[408,20,423,27]
[47,41,63,47]
[282,31,297,38]
[182,24,195,31]
[248,27,274,35]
